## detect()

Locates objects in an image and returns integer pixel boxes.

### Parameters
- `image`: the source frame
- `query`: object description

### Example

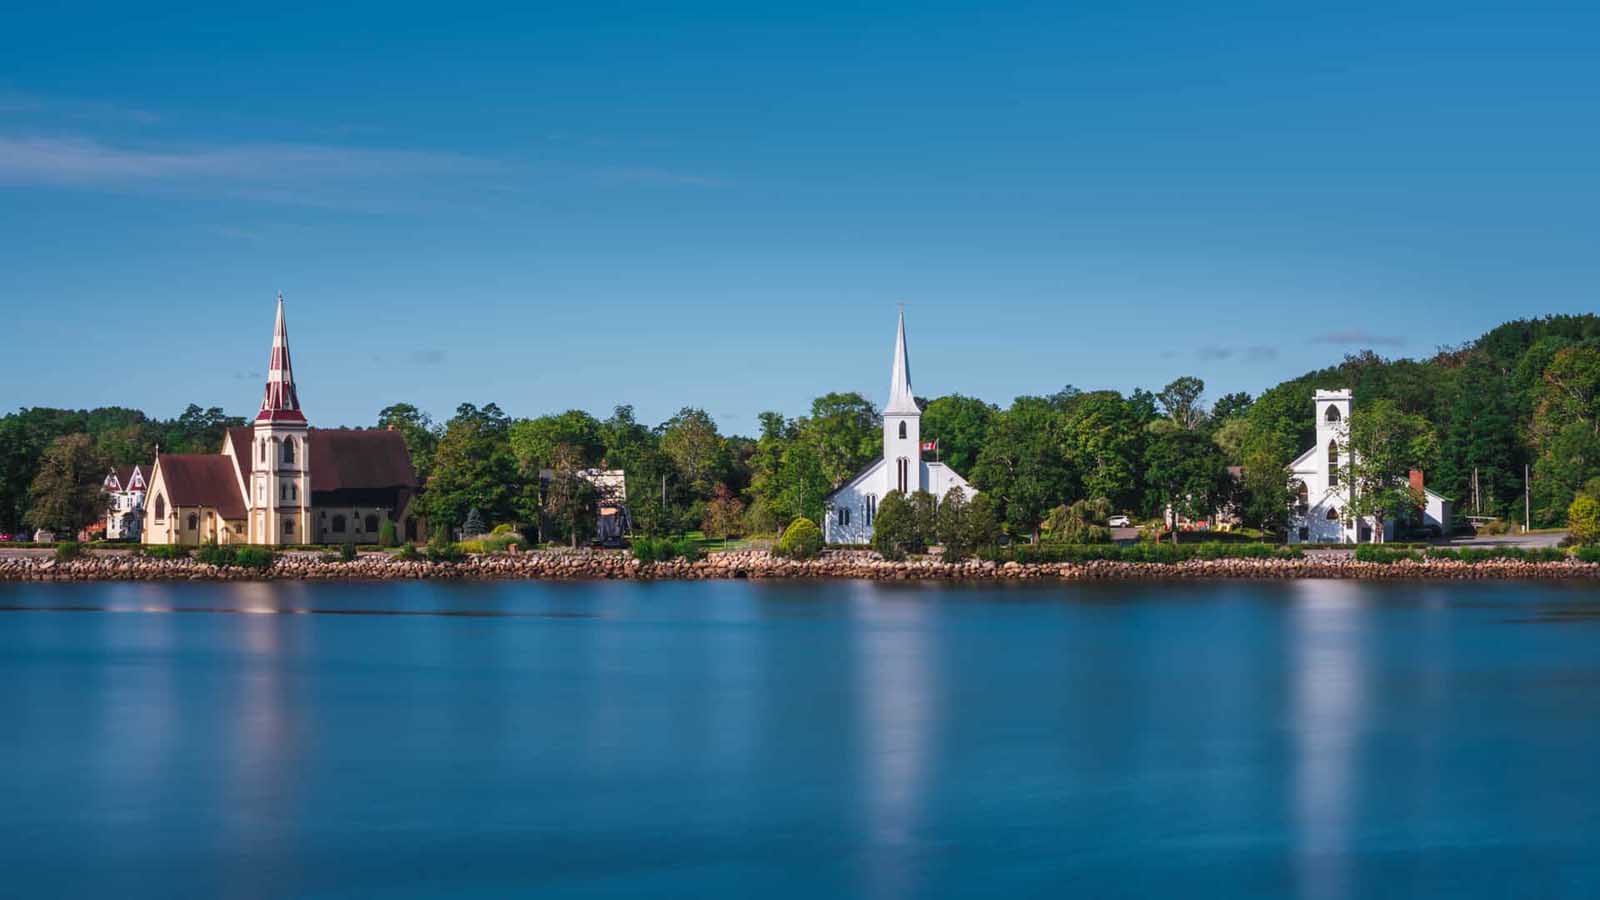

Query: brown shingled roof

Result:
[224,426,418,493]
[154,454,248,519]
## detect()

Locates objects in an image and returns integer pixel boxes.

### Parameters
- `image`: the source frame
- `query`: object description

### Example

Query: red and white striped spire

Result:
[255,292,306,423]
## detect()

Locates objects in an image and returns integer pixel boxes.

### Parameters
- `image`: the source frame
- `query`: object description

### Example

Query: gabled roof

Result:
[825,458,887,501]
[224,427,418,494]
[153,454,248,519]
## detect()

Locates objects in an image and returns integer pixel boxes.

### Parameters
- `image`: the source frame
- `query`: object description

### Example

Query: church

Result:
[1287,389,1451,543]
[142,295,427,547]
[823,311,976,544]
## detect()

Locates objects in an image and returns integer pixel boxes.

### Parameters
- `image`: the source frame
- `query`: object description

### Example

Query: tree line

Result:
[6,314,1600,540]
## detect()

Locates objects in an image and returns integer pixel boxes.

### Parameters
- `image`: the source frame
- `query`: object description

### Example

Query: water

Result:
[3,579,1600,899]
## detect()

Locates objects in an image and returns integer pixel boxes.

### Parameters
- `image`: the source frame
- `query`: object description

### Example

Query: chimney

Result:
[1410,468,1425,499]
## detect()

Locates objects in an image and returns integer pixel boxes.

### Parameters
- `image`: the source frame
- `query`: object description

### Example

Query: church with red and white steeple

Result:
[142,294,426,547]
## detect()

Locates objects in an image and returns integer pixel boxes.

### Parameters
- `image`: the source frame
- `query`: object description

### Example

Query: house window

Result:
[364,514,380,533]
[282,437,296,465]
[331,515,346,533]
[1325,405,1342,424]
[898,421,907,439]
[154,495,165,522]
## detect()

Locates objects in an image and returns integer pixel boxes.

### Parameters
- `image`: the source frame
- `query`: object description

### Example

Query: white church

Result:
[1287,389,1452,543]
[823,311,976,544]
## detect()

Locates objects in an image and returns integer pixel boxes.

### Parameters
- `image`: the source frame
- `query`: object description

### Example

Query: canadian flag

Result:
[921,440,938,451]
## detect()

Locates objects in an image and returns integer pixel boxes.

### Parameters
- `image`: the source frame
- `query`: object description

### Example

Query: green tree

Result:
[508,409,604,472]
[936,486,972,560]
[870,491,916,560]
[920,394,996,473]
[24,434,107,535]
[1341,399,1439,541]
[971,397,1076,541]
[377,403,441,478]
[1157,376,1208,430]
[1144,429,1230,544]
[1061,392,1144,511]
[422,403,520,529]
[799,392,880,489]
[962,492,1000,552]
[542,443,596,547]
[659,407,728,499]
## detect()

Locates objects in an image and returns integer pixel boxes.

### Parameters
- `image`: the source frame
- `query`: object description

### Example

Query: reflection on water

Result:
[3,578,1600,899]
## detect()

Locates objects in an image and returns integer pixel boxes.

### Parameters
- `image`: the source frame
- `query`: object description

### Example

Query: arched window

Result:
[1327,440,1339,470]
[187,513,198,530]
[1326,506,1340,521]
[897,458,909,494]
[364,514,380,533]
[1325,405,1342,424]
[898,421,907,439]
[154,495,166,522]
[865,495,877,526]
[281,437,296,465]
[282,518,295,537]
[331,514,346,533]
[259,439,266,463]
[1292,480,1309,514]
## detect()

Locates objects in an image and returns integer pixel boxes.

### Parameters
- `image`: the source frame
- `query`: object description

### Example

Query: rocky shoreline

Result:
[1,548,1597,582]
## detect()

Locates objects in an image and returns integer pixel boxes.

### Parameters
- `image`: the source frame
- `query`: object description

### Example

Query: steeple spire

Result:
[886,307,918,415]
[256,292,306,423]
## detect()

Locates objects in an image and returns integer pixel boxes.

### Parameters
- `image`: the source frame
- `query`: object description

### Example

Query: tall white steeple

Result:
[883,308,922,495]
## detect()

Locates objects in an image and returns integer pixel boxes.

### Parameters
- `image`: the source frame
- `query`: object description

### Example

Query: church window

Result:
[1327,440,1339,471]
[364,514,380,533]
[837,507,850,527]
[331,515,346,533]
[1292,481,1308,514]
[187,513,198,530]
[154,495,165,522]
[259,439,266,463]
[897,458,908,495]
[1325,405,1342,424]
[283,519,295,537]
[1326,506,1340,521]
[866,495,877,526]
[898,421,907,439]
[282,437,296,465]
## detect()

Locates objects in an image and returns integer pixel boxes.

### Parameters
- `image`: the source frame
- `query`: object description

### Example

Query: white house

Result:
[1287,389,1452,543]
[103,464,150,540]
[823,311,976,544]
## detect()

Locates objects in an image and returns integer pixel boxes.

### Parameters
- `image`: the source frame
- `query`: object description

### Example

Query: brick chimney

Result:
[1409,468,1425,499]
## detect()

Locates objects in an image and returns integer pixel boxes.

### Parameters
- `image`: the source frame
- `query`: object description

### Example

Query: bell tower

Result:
[250,293,311,546]
[883,308,922,495]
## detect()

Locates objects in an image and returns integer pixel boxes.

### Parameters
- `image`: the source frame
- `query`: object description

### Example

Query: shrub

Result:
[141,544,190,560]
[1575,546,1600,564]
[490,523,516,536]
[232,547,276,570]
[394,543,422,561]
[775,517,823,560]
[427,541,466,563]
[481,533,526,554]
[1424,546,1566,564]
[195,543,233,566]
[340,542,358,562]
[457,539,488,555]
[378,518,398,548]
[54,541,82,562]
[1569,496,1600,546]
[1355,546,1420,564]
[978,541,1301,565]
[631,535,703,563]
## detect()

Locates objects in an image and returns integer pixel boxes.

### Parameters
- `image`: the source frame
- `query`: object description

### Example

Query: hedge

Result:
[980,541,1303,565]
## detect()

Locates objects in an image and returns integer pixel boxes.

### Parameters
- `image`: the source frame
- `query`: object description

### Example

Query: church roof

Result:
[224,427,418,494]
[885,309,919,415]
[154,454,248,519]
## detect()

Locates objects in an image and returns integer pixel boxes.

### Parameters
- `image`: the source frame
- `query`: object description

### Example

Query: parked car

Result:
[1108,515,1132,528]
[0,533,11,542]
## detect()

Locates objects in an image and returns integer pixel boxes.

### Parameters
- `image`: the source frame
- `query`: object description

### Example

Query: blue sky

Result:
[3,1,1597,435]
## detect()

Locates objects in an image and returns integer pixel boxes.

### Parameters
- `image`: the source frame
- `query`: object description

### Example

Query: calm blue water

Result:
[3,579,1600,899]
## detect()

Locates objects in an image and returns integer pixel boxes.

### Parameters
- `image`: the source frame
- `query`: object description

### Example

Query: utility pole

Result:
[1525,463,1531,533]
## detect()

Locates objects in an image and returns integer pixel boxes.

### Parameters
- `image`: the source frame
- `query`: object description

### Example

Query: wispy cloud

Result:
[1195,344,1279,363]
[404,349,448,367]
[0,91,161,125]
[0,134,496,186]
[1312,329,1406,348]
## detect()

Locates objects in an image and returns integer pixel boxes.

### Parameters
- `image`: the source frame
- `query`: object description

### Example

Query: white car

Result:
[1108,515,1132,528]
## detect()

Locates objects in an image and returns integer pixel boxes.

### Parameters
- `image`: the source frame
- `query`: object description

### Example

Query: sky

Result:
[3,1,1597,435]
